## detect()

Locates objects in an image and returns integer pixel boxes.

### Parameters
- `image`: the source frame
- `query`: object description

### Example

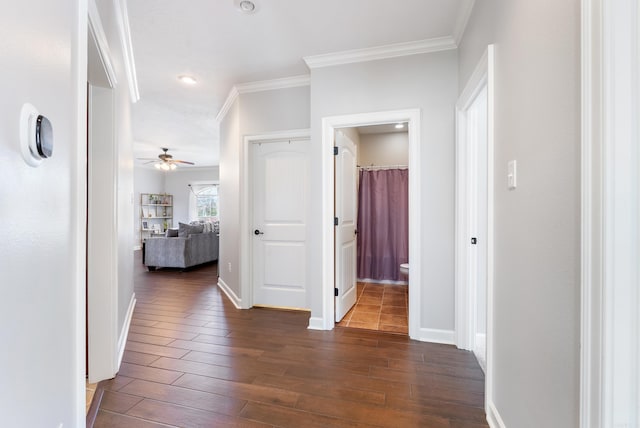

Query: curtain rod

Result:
[357,164,408,170]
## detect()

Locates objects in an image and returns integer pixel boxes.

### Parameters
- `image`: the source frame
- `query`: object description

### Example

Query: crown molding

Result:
[453,0,477,45]
[303,36,457,69]
[216,75,310,123]
[215,86,239,123]
[236,74,310,93]
[113,0,140,103]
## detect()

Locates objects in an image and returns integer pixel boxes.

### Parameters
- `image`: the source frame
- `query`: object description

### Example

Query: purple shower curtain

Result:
[357,168,409,281]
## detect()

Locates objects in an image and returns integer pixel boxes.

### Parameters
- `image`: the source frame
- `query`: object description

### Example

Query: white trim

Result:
[216,76,311,123]
[453,0,477,45]
[321,110,421,338]
[486,402,507,428]
[304,37,457,69]
[581,0,640,426]
[217,278,242,309]
[307,317,325,330]
[88,0,117,88]
[113,0,140,102]
[455,45,495,425]
[116,293,136,369]
[72,0,88,425]
[133,244,142,251]
[240,129,312,314]
[417,328,455,345]
[215,86,239,123]
[580,0,602,425]
[236,75,310,94]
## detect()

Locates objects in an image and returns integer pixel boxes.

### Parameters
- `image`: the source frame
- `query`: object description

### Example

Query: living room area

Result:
[134,163,220,271]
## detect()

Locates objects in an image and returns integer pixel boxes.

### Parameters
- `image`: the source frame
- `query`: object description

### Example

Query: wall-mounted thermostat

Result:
[20,103,53,167]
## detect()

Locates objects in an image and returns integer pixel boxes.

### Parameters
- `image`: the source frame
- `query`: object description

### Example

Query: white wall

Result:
[358,132,409,167]
[164,166,220,226]
[310,51,458,332]
[219,101,242,298]
[134,167,165,244]
[218,86,310,302]
[0,1,83,425]
[458,0,580,426]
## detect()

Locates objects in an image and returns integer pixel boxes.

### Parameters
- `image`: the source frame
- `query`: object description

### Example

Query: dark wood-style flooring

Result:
[94,252,488,427]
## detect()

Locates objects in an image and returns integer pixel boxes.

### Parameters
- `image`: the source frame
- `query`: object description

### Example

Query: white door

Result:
[252,140,309,309]
[468,86,488,371]
[334,131,358,321]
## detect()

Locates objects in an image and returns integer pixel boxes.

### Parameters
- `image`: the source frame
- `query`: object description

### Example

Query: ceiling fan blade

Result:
[143,160,157,165]
[136,158,157,161]
[173,160,195,165]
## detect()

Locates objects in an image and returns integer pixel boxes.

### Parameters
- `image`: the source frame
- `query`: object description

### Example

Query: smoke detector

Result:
[234,0,258,14]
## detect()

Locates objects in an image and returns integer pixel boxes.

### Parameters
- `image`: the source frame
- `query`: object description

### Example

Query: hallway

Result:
[93,252,487,427]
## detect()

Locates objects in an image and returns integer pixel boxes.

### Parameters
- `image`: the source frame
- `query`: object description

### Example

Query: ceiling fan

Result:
[138,148,195,170]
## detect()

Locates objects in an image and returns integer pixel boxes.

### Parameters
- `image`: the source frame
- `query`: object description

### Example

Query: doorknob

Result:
[254,229,264,235]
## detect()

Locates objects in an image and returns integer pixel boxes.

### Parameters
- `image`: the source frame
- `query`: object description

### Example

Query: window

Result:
[189,184,219,221]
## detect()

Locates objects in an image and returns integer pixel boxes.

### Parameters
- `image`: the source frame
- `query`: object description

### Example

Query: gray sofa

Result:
[144,230,219,270]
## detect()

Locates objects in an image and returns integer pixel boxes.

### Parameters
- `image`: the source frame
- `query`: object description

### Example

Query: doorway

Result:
[86,12,119,385]
[320,109,421,339]
[334,125,410,334]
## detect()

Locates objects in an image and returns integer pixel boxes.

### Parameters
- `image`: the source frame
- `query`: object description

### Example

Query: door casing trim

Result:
[320,109,421,338]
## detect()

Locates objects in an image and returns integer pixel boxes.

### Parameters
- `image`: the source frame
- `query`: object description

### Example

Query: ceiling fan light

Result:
[170,163,177,170]
[160,162,170,171]
[154,163,161,170]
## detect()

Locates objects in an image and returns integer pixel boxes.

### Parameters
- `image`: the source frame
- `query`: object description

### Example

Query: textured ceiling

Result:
[128,0,472,167]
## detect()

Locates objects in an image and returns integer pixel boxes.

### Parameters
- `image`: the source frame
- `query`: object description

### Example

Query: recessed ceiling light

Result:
[178,75,197,85]
[235,0,258,14]
[395,123,405,129]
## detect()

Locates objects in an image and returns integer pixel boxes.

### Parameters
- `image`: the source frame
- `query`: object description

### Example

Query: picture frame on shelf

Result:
[142,221,148,230]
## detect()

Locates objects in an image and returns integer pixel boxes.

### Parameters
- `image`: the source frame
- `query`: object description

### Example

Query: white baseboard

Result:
[474,333,487,373]
[486,400,506,428]
[307,317,327,330]
[416,327,455,345]
[217,278,242,309]
[117,293,136,369]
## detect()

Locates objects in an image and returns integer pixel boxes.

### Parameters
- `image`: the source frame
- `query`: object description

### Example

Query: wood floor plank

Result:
[239,401,379,428]
[95,253,489,427]
[117,362,184,385]
[122,350,162,366]
[119,379,247,416]
[173,373,300,408]
[94,410,175,428]
[126,399,271,428]
[295,394,450,428]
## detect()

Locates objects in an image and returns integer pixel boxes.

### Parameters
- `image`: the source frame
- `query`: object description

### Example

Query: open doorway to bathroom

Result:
[335,123,410,335]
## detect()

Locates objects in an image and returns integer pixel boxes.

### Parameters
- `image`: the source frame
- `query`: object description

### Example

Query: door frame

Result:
[320,109,421,338]
[581,0,640,426]
[85,1,120,384]
[455,45,494,419]
[239,129,311,310]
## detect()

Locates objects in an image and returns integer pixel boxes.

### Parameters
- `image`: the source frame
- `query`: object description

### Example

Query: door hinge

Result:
[334,217,339,226]
[333,146,338,155]
[471,237,477,245]
[334,288,339,297]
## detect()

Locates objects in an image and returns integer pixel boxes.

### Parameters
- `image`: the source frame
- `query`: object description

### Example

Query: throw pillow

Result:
[165,228,178,238]
[178,222,204,237]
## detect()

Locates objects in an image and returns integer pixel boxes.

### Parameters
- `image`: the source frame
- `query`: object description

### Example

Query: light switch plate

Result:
[508,160,517,190]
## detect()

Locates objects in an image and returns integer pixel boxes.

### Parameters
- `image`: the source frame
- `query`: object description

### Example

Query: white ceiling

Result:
[128,0,473,167]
